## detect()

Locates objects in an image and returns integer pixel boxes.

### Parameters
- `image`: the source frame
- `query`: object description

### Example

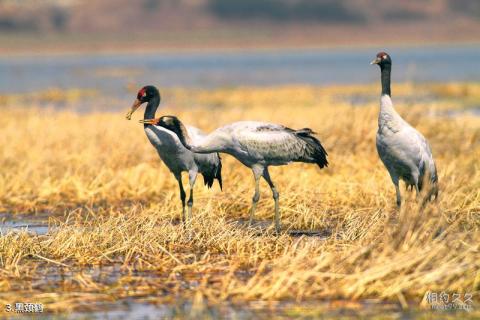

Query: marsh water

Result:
[9,298,477,319]
[1,44,479,100]
[0,213,50,235]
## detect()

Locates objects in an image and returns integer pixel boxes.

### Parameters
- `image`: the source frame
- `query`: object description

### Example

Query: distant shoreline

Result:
[2,40,480,58]
[2,22,480,56]
[2,0,480,56]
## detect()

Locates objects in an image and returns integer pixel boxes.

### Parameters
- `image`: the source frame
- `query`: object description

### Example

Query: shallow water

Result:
[1,45,479,100]
[0,213,50,235]
[30,298,479,319]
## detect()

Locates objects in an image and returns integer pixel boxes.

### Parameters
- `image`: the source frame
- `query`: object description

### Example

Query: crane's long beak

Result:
[126,99,142,120]
[139,118,159,125]
[370,57,381,65]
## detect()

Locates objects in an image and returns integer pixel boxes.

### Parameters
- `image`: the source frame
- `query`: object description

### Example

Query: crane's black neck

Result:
[144,94,160,128]
[380,63,391,97]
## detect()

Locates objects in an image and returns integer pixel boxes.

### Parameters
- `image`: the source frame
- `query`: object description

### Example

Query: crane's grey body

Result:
[376,95,437,190]
[126,86,222,225]
[156,117,328,233]
[372,52,438,206]
[184,121,327,166]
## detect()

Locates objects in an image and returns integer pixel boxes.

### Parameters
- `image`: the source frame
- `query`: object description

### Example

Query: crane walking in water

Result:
[371,52,438,207]
[126,86,222,225]
[140,116,328,233]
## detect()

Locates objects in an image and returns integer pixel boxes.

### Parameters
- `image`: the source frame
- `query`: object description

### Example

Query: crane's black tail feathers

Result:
[202,154,223,190]
[423,174,439,203]
[419,163,439,206]
[421,181,439,208]
[294,128,329,169]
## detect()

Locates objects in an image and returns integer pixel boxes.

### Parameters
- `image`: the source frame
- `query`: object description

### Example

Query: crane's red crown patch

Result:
[137,88,146,99]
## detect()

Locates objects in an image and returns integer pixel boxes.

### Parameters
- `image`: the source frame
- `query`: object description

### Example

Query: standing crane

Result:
[140,116,328,233]
[371,52,438,207]
[126,86,222,225]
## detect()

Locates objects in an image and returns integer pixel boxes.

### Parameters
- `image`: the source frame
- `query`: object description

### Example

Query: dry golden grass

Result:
[0,83,479,315]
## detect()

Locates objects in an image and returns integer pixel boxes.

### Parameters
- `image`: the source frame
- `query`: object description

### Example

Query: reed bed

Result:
[0,83,479,315]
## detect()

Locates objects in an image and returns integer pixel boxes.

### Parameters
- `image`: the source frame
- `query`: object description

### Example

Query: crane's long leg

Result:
[187,170,198,223]
[387,172,402,208]
[249,166,263,226]
[175,173,187,226]
[412,169,421,199]
[262,167,280,234]
[393,179,401,208]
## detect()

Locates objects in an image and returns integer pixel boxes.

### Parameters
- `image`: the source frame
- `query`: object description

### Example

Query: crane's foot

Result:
[274,222,281,235]
[187,205,193,222]
[273,192,280,235]
[181,207,187,229]
[248,203,257,227]
[248,212,255,227]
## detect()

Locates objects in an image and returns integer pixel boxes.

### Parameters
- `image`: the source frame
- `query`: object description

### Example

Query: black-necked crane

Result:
[140,116,328,233]
[126,86,222,224]
[371,52,438,207]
